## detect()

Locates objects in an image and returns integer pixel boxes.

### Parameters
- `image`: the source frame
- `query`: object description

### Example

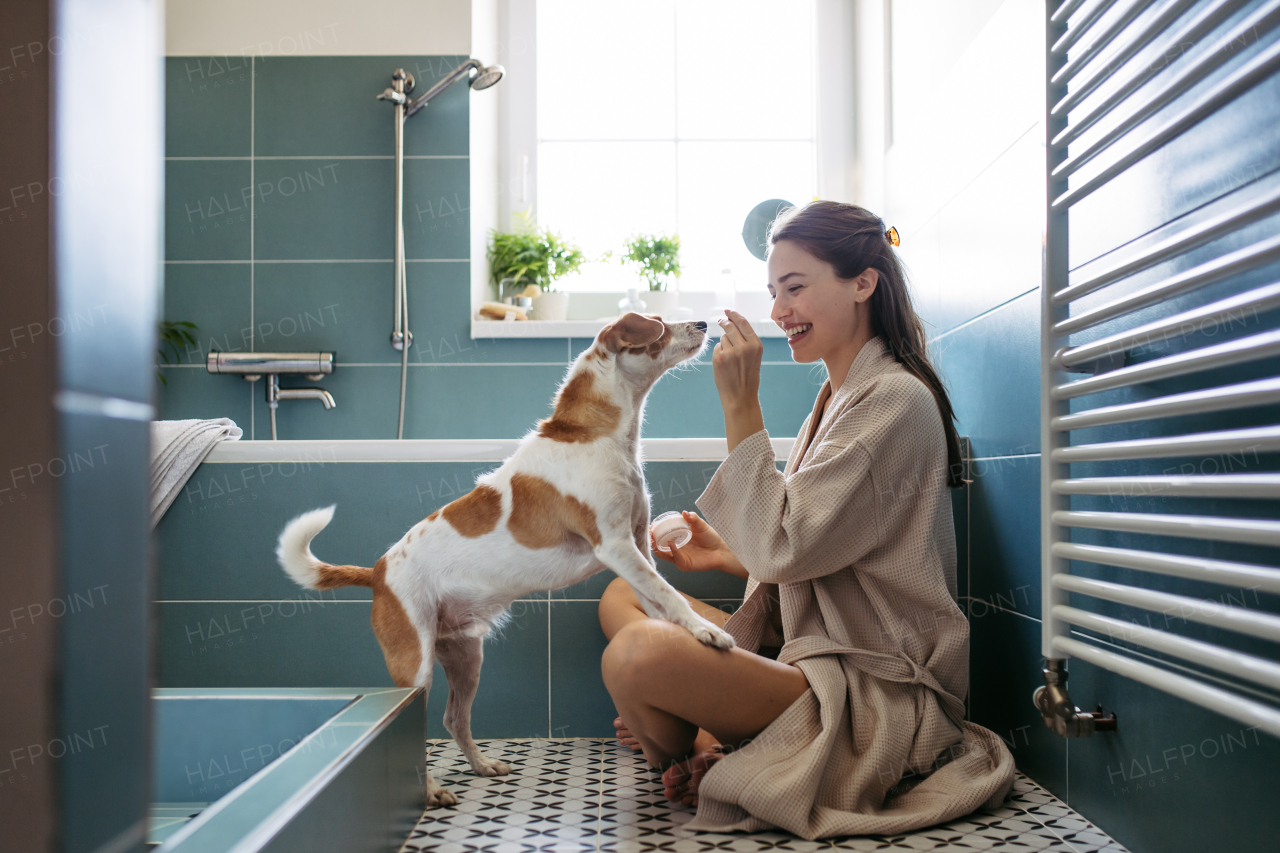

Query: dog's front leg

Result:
[595,538,735,650]
[437,634,512,778]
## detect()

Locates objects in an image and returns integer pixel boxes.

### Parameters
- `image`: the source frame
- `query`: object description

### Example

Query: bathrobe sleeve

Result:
[696,376,935,586]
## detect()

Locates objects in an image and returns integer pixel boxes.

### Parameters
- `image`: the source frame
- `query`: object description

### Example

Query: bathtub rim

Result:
[203,437,795,464]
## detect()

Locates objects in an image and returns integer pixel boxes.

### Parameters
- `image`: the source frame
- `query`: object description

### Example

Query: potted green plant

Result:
[621,233,681,317]
[486,212,586,321]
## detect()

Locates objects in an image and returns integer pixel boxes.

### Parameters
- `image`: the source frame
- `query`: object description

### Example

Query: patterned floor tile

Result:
[399,740,1130,853]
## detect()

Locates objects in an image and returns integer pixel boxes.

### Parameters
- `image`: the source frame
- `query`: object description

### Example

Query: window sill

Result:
[470,319,786,339]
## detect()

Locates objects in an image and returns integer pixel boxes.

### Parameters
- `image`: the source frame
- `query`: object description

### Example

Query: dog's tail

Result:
[276,506,374,590]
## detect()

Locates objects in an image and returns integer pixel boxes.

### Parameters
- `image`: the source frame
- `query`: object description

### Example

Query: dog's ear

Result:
[601,312,665,353]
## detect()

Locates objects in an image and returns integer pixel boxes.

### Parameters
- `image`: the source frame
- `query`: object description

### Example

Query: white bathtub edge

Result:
[203,437,794,464]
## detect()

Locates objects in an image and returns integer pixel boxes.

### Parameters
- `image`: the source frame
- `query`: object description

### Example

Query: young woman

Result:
[597,201,1014,838]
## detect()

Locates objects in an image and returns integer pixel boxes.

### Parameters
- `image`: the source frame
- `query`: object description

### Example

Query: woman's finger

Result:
[723,309,760,344]
[716,315,742,348]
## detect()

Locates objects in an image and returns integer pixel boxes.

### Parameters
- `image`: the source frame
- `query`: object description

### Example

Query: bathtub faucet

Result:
[206,351,336,439]
[268,375,335,410]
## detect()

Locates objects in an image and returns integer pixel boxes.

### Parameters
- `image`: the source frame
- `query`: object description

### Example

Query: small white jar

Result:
[650,511,692,551]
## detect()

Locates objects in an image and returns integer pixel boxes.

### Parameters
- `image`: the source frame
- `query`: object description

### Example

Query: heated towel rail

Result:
[1038,0,1280,738]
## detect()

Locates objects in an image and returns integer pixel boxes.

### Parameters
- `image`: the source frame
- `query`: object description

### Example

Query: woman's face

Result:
[766,239,871,363]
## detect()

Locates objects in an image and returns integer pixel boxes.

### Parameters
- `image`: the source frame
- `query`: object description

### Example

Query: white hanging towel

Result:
[149,418,242,528]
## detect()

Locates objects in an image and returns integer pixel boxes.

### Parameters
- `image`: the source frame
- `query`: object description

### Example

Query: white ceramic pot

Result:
[531,290,570,321]
[642,289,680,319]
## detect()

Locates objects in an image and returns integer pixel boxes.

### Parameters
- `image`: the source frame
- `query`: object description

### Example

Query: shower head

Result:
[403,58,505,118]
[469,64,505,90]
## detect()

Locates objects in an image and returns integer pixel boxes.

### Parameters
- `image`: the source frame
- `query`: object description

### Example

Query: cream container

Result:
[650,511,693,551]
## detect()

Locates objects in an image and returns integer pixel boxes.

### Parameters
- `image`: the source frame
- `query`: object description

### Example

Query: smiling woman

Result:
[598,200,1010,839]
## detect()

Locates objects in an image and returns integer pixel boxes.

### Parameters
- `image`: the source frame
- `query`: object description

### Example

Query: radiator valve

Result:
[1033,659,1118,738]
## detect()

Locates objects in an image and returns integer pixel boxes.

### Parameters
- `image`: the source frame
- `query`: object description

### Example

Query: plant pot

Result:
[642,290,680,319]
[531,290,570,322]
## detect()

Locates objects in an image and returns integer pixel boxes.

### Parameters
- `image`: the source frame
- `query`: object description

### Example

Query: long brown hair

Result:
[768,200,964,488]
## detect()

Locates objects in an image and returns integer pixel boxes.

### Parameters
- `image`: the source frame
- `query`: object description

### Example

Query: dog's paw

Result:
[472,757,512,777]
[427,786,458,808]
[688,620,736,651]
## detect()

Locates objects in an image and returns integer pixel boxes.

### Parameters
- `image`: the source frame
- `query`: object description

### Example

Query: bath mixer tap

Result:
[206,351,336,439]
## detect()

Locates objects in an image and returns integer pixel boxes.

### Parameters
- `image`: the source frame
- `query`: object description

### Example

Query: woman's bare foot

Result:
[613,717,642,752]
[660,731,724,807]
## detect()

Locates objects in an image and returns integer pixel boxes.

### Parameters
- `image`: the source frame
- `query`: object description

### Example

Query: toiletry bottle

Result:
[618,288,647,315]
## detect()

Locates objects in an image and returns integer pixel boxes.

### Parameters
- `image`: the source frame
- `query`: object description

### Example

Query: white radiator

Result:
[1038,0,1280,738]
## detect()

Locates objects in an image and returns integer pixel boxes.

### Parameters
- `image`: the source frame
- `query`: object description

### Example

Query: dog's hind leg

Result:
[437,633,512,778]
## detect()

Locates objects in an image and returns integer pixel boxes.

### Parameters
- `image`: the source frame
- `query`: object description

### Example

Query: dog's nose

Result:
[694,321,707,332]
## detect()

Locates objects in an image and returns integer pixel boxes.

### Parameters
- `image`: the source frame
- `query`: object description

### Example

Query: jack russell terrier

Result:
[276,312,736,806]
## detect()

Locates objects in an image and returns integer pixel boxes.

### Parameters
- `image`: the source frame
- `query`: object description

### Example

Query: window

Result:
[532,0,818,294]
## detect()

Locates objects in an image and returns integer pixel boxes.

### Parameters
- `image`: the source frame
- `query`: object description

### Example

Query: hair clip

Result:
[885,226,900,247]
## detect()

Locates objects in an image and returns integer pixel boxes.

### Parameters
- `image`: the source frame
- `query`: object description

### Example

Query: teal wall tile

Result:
[157,366,253,426]
[639,362,821,439]
[549,602,614,737]
[248,158,468,260]
[967,451,1039,620]
[403,364,567,439]
[968,607,1066,797]
[249,366,394,440]
[252,158,390,259]
[158,601,389,686]
[166,159,253,260]
[932,289,1040,459]
[425,600,550,738]
[254,55,469,157]
[253,262,394,363]
[156,461,494,599]
[403,158,471,259]
[165,56,252,157]
[1065,657,1280,853]
[163,263,253,363]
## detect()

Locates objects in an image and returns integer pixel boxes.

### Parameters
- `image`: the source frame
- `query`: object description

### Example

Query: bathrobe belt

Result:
[777,635,967,731]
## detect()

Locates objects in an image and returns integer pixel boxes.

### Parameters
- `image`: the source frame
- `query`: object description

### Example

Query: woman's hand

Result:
[651,511,749,579]
[711,309,766,452]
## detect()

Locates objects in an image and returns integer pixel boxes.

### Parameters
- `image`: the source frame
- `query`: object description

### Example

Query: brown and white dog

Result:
[276,312,736,806]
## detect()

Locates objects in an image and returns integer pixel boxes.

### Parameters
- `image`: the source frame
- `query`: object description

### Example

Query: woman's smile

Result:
[784,322,813,346]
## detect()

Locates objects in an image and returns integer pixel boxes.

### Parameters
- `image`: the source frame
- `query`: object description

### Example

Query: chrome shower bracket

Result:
[1033,658,1118,738]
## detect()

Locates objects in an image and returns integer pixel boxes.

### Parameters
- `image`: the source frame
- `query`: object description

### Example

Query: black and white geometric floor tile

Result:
[400,740,1130,853]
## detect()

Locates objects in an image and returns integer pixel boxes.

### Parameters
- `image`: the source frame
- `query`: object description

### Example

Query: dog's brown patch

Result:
[426,509,440,522]
[441,485,503,537]
[537,372,621,443]
[508,473,602,549]
[601,312,665,354]
[313,564,374,589]
[371,557,422,687]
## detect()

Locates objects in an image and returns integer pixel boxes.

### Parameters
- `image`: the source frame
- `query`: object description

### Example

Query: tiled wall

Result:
[891,2,1280,853]
[159,54,818,441]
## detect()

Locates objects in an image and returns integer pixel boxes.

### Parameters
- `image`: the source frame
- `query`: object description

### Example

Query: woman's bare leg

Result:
[598,578,809,797]
[599,577,732,751]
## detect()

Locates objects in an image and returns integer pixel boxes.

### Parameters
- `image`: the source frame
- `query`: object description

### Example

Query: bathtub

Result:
[151,687,423,852]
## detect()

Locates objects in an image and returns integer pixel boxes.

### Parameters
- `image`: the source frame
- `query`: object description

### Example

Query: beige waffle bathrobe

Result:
[687,336,1014,839]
